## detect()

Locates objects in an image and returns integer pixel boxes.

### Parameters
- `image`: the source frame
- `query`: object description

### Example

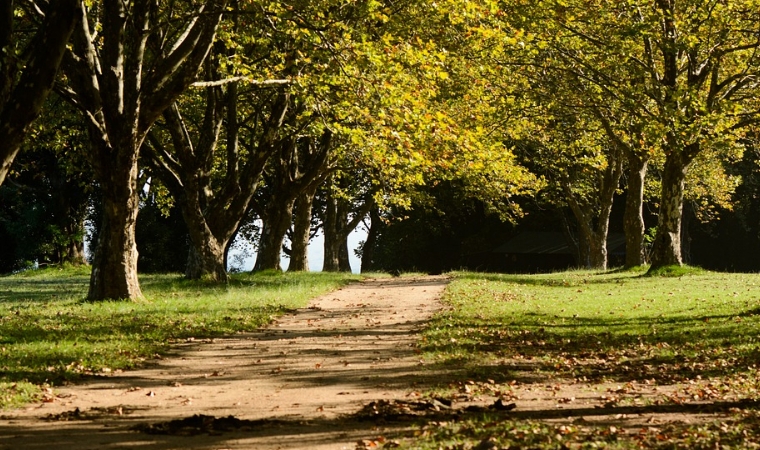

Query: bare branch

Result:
[191,77,292,88]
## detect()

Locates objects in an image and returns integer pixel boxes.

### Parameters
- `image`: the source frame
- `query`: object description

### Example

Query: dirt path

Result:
[0,276,449,450]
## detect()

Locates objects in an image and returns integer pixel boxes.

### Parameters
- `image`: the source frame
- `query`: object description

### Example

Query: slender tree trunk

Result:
[322,195,340,272]
[254,197,295,271]
[624,153,648,268]
[577,232,590,269]
[649,154,691,269]
[361,208,382,273]
[288,190,316,272]
[322,194,356,273]
[63,221,86,265]
[681,201,692,265]
[89,161,142,299]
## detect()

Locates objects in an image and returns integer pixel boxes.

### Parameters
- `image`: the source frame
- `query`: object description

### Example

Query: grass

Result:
[405,269,760,449]
[0,266,360,408]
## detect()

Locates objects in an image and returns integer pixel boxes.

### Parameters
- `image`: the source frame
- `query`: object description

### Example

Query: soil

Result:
[0,276,450,450]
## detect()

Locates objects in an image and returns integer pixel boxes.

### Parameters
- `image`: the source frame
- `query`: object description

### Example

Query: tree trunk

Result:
[339,238,352,273]
[184,235,227,281]
[649,154,691,269]
[322,195,340,272]
[681,201,692,265]
[253,197,295,272]
[576,229,591,269]
[63,0,227,299]
[288,190,316,272]
[587,232,607,270]
[322,194,356,273]
[360,208,382,273]
[624,153,648,268]
[63,221,86,265]
[88,166,142,300]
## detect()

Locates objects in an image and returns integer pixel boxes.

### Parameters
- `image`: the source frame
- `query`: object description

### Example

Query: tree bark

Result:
[62,0,227,299]
[251,129,332,272]
[649,151,693,269]
[360,208,382,273]
[253,195,295,272]
[288,189,317,272]
[339,238,352,272]
[623,153,648,268]
[322,187,374,273]
[88,159,142,299]
[180,211,228,280]
[62,219,87,265]
[0,0,79,185]
[561,146,622,271]
[322,194,341,272]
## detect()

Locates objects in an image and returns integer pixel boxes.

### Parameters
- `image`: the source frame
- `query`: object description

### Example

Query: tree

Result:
[642,0,760,268]
[0,98,92,272]
[60,0,227,299]
[252,127,332,272]
[144,78,289,281]
[519,111,624,270]
[320,172,375,272]
[510,0,760,269]
[0,0,79,185]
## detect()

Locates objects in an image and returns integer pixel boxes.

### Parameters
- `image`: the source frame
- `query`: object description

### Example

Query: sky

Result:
[230,226,368,274]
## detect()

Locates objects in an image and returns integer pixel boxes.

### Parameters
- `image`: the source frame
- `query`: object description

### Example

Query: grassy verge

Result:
[0,266,359,408]
[406,269,760,449]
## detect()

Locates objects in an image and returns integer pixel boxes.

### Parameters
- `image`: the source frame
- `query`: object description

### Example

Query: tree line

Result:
[1,0,759,300]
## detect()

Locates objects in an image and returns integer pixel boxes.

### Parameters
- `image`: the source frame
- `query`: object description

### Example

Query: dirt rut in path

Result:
[0,276,449,450]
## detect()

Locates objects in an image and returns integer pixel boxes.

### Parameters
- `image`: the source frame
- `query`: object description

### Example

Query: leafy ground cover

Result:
[407,269,760,449]
[0,266,359,408]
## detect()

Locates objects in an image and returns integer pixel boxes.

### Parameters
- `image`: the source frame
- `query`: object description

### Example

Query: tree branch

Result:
[191,77,291,87]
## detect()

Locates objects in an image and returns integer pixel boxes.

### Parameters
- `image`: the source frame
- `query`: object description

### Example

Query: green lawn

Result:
[0,266,360,408]
[408,269,760,449]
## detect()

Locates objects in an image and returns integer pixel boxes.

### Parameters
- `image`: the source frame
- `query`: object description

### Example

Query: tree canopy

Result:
[2,0,760,283]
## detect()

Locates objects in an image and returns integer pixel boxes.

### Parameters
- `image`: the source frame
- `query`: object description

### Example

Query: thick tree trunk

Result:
[288,190,316,272]
[587,232,608,270]
[649,154,691,269]
[253,197,295,272]
[64,0,227,299]
[88,166,142,300]
[624,154,648,268]
[184,235,227,281]
[176,173,229,282]
[339,238,352,273]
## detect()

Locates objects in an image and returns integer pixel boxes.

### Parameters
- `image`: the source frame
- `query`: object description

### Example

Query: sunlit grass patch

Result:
[0,267,359,408]
[409,269,760,449]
